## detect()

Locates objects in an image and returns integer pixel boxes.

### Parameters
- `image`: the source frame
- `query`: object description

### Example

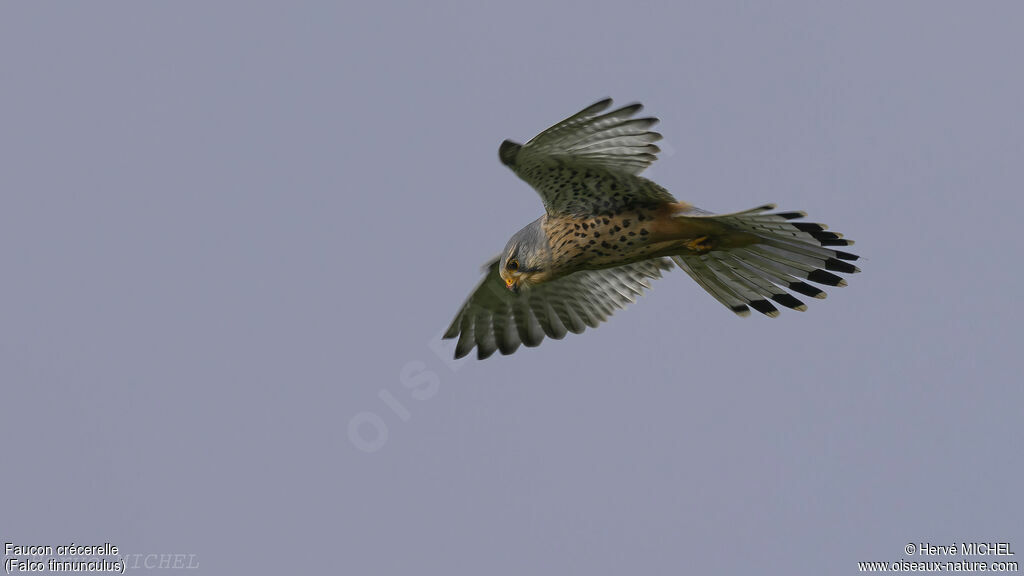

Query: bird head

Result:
[499,221,551,294]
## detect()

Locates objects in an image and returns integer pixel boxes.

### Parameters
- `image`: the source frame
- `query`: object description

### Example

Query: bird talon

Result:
[685,236,713,253]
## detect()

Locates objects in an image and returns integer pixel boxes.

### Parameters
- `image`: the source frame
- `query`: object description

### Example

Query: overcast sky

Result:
[2,2,1021,574]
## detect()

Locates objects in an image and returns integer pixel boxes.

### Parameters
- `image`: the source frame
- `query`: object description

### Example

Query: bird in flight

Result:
[444,99,859,359]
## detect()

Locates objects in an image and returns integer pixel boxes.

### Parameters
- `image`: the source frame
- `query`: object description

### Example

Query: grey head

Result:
[499,218,553,293]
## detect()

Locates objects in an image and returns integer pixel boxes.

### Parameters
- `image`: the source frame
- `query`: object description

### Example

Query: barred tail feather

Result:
[674,205,860,317]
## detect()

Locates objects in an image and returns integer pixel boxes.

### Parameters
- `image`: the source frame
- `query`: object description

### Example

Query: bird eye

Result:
[507,259,519,271]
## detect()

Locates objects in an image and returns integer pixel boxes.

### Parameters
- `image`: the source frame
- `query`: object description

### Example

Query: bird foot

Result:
[685,236,714,253]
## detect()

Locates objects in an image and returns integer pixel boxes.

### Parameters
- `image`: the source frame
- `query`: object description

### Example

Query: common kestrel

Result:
[444,99,859,359]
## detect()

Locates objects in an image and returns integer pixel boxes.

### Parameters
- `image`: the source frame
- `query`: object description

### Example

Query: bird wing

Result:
[501,99,677,217]
[444,257,674,359]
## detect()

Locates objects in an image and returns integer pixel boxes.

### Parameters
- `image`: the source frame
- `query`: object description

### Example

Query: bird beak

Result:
[504,276,519,294]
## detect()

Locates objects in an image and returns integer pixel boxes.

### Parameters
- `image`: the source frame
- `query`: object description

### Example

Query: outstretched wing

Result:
[499,99,676,217]
[444,257,674,359]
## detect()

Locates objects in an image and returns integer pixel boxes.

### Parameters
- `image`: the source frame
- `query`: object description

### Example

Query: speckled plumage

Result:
[444,99,861,359]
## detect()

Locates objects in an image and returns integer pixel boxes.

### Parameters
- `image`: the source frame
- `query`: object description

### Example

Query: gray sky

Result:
[2,2,1021,574]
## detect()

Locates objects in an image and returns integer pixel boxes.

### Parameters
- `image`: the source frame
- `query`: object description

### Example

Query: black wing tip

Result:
[627,117,660,130]
[498,139,521,167]
[788,281,827,299]
[793,222,825,233]
[808,231,856,248]
[807,269,847,287]
[730,305,751,316]
[771,293,807,311]
[749,299,780,317]
[574,98,615,118]
[615,102,644,115]
[820,238,853,247]
[832,249,860,261]
[824,258,860,274]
